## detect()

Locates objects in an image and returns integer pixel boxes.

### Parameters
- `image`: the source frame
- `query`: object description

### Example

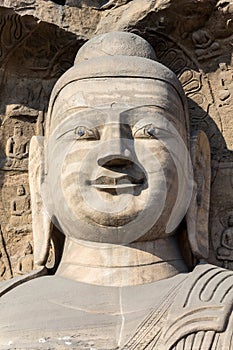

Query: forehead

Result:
[49,78,186,132]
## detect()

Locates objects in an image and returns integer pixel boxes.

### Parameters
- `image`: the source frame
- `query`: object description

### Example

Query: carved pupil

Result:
[146,127,155,137]
[76,128,85,137]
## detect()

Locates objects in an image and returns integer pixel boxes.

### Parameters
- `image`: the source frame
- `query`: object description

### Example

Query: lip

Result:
[89,175,145,191]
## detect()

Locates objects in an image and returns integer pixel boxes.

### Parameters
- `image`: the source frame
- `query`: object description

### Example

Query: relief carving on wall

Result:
[4,124,29,171]
[217,214,233,268]
[0,1,231,279]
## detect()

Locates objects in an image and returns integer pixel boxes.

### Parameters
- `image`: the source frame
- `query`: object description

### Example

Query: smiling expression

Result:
[45,78,192,244]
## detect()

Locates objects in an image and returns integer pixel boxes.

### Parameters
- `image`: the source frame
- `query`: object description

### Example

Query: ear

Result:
[29,136,53,266]
[186,130,211,259]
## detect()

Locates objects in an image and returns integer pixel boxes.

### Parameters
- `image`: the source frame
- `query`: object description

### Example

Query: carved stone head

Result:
[13,123,22,137]
[29,32,211,267]
[17,184,25,196]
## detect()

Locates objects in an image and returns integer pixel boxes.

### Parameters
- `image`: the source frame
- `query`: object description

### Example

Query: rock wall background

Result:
[0,0,232,278]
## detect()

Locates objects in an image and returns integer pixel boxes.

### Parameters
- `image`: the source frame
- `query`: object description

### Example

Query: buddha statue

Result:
[0,32,233,350]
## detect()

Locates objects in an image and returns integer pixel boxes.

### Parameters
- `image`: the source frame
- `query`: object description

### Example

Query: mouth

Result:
[89,175,145,194]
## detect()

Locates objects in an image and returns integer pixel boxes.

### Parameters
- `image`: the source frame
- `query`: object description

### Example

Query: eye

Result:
[134,124,158,139]
[74,126,99,140]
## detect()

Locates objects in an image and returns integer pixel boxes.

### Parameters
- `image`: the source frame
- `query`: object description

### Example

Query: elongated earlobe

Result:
[186,130,211,260]
[29,136,53,266]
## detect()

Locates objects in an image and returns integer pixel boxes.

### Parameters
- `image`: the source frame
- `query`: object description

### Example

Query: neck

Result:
[56,236,188,287]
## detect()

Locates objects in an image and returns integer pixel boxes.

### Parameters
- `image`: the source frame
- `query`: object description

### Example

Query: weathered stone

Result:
[0,31,232,350]
[0,1,231,348]
[0,0,230,284]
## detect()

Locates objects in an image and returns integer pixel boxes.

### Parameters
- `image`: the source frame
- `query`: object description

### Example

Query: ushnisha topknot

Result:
[74,31,157,64]
[47,31,189,136]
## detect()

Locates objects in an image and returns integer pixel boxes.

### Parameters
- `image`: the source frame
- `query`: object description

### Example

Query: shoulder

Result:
[0,266,47,298]
[163,263,233,349]
[178,262,233,306]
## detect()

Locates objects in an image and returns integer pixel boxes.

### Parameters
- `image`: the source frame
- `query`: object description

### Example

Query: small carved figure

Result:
[192,29,221,61]
[218,62,231,103]
[217,215,233,268]
[15,242,34,275]
[7,185,31,233]
[5,123,29,170]
[192,29,213,49]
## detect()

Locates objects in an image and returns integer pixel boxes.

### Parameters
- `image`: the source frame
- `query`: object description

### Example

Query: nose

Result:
[97,123,134,167]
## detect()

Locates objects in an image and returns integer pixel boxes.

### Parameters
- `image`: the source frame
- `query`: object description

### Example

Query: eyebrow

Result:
[56,128,75,140]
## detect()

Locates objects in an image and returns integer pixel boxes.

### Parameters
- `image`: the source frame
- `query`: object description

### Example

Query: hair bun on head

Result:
[47,31,188,136]
[74,31,157,64]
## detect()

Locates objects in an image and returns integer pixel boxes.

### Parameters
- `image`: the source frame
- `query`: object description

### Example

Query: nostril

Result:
[97,156,133,167]
[97,146,134,167]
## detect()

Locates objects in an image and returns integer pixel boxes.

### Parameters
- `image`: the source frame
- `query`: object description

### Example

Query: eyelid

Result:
[133,124,157,138]
[133,123,172,139]
[75,126,99,140]
[56,126,99,140]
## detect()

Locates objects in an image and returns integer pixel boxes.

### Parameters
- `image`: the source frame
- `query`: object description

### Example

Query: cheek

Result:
[45,139,91,212]
[62,147,89,175]
[48,139,95,174]
[134,140,178,208]
[134,140,174,177]
[60,143,95,197]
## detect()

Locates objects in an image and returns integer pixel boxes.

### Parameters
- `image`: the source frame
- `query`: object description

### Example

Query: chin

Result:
[84,211,139,227]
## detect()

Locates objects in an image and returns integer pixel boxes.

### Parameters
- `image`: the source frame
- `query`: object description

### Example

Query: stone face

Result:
[0,31,232,350]
[0,1,231,348]
[0,0,231,273]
